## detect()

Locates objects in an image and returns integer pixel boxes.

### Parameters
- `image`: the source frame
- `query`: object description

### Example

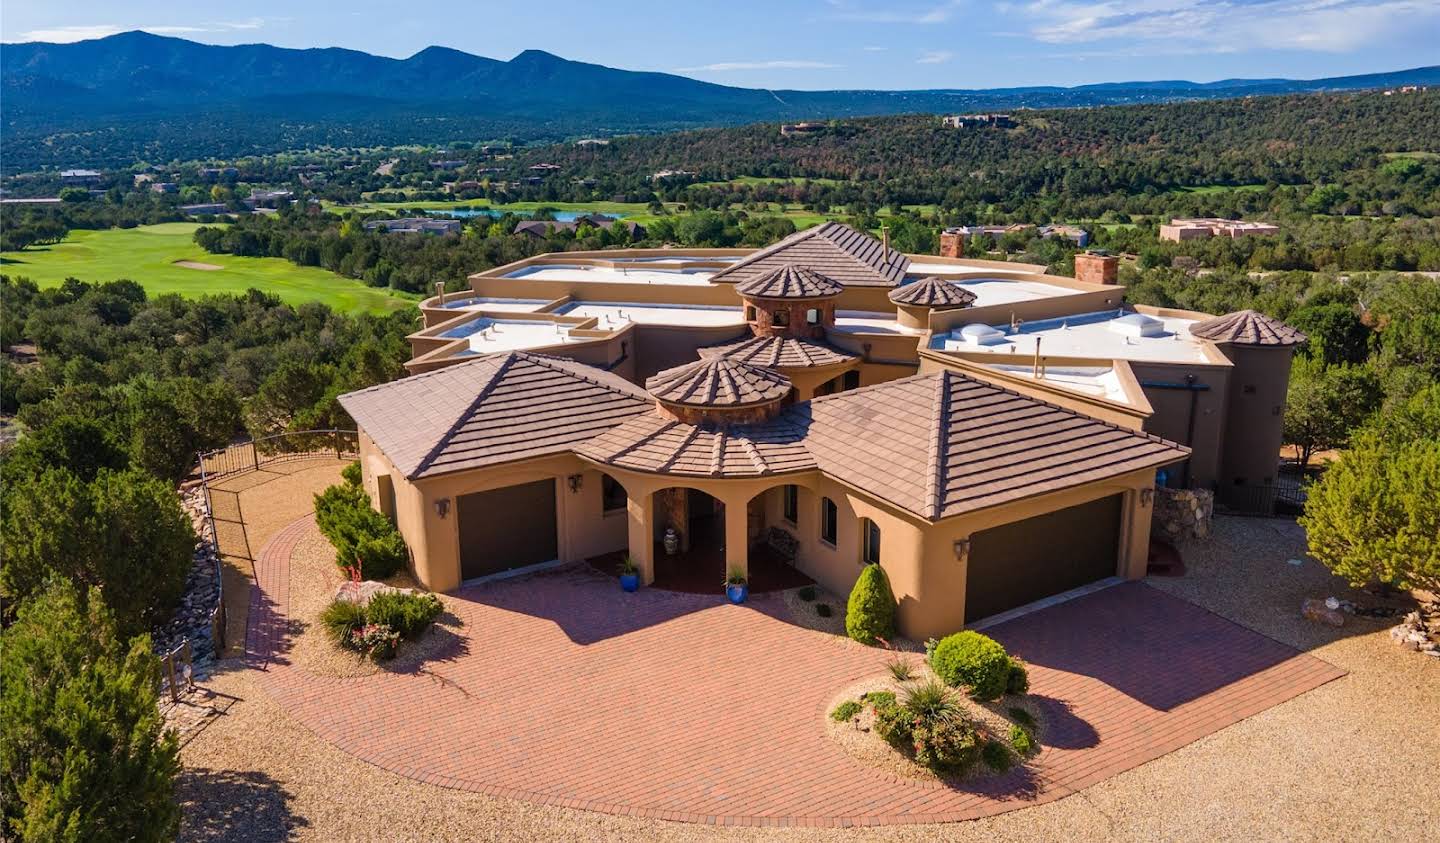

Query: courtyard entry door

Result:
[457,479,558,581]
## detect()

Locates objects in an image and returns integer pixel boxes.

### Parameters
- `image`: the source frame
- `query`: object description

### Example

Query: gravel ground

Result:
[179,504,1438,841]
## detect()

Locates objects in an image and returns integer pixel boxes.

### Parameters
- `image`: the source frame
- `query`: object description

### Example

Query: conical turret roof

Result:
[887,276,978,308]
[1188,309,1307,346]
[646,356,793,408]
[734,264,845,299]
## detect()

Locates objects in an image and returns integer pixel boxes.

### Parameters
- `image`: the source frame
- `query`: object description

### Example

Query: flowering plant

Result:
[349,623,401,660]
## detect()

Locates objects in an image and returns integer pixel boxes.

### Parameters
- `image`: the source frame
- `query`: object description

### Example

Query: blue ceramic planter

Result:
[619,573,640,593]
[725,584,749,604]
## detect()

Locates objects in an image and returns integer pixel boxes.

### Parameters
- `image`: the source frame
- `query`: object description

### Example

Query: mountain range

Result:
[4,31,1438,164]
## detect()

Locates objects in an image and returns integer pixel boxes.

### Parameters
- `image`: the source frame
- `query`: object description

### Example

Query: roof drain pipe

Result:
[1138,373,1207,487]
[1032,335,1044,379]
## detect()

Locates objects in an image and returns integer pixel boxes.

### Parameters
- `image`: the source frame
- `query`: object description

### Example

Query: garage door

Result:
[457,479,558,580]
[964,494,1122,624]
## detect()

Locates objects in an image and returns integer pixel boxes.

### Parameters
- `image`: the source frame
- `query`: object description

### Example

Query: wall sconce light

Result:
[1140,488,1154,507]
[433,498,450,519]
[953,538,971,562]
[567,474,584,493]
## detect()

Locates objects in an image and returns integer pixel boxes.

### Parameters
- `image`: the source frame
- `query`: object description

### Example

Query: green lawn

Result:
[0,223,415,314]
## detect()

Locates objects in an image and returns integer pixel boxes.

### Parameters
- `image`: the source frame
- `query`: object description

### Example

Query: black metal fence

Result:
[1219,470,1309,517]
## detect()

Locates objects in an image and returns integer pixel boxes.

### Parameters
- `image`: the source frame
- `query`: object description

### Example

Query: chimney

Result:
[434,281,446,303]
[939,228,964,259]
[881,223,890,253]
[1074,250,1119,286]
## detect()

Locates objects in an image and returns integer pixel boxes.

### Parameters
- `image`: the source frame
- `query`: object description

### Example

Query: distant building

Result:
[943,113,1015,129]
[528,163,562,173]
[244,189,294,210]
[1159,218,1279,242]
[1039,223,1090,247]
[180,203,230,216]
[59,169,102,186]
[652,169,697,181]
[512,215,645,240]
[199,167,238,181]
[365,217,464,236]
[939,223,1088,256]
[780,122,826,137]
[430,160,466,170]
[575,138,610,146]
[150,182,179,194]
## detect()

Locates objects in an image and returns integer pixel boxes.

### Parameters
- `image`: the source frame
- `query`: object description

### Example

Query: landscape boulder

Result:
[1301,597,1346,628]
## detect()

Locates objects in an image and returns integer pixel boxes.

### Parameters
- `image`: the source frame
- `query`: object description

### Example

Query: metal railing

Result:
[1219,471,1309,517]
[194,429,359,652]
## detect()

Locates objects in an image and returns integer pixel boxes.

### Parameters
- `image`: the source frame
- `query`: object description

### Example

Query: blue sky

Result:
[4,0,1436,89]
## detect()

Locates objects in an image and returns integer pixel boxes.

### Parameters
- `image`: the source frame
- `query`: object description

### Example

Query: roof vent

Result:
[953,323,1008,348]
[1109,313,1165,338]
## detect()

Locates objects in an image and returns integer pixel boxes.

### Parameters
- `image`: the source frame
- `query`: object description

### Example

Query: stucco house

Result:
[339,222,1305,638]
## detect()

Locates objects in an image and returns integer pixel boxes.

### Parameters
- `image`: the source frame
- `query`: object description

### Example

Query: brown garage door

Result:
[964,494,1122,624]
[457,479,558,580]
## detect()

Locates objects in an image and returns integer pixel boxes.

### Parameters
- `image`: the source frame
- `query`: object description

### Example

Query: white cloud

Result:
[1013,0,1438,55]
[917,49,955,64]
[828,1,966,24]
[862,45,889,51]
[677,59,843,72]
[20,18,267,43]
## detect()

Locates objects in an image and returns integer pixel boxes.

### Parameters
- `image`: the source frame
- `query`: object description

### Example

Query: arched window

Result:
[806,308,820,326]
[861,518,881,564]
[772,308,790,327]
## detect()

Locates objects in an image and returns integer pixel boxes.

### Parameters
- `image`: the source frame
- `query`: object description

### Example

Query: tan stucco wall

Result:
[1129,361,1231,489]
[1215,344,1295,490]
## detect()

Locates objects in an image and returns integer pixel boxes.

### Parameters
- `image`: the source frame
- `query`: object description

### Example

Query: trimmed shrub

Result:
[341,460,362,487]
[314,481,408,579]
[815,603,833,618]
[981,740,1013,772]
[830,700,862,722]
[352,532,408,580]
[319,599,366,644]
[1009,723,1034,756]
[913,718,981,773]
[797,585,817,602]
[366,591,444,640]
[870,694,912,749]
[1005,657,1030,696]
[930,631,1012,701]
[845,563,896,645]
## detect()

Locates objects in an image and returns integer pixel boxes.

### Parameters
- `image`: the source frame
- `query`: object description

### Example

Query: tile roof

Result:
[699,335,857,369]
[888,276,979,308]
[645,357,793,407]
[1188,310,1308,347]
[338,351,652,479]
[733,264,845,299]
[797,370,1189,521]
[711,221,910,288]
[578,415,815,478]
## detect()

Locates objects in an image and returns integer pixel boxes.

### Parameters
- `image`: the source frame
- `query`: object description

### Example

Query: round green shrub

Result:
[1005,657,1030,696]
[353,531,408,580]
[912,718,981,773]
[981,739,1013,772]
[366,591,443,639]
[845,563,896,645]
[341,460,363,487]
[930,631,1012,700]
[1009,723,1034,756]
[829,700,862,722]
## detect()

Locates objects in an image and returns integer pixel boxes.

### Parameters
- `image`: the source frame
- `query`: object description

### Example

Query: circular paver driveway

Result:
[248,516,1344,827]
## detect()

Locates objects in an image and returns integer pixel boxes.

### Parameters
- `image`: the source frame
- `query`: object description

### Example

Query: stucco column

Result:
[627,491,657,585]
[723,499,749,582]
[1119,486,1154,580]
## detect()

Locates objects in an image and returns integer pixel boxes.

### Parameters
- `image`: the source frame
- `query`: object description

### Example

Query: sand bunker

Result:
[174,260,224,271]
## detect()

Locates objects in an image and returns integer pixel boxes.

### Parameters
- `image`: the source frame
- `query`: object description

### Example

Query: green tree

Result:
[0,584,181,842]
[1282,356,1381,468]
[0,468,195,638]
[1289,301,1369,366]
[845,563,897,645]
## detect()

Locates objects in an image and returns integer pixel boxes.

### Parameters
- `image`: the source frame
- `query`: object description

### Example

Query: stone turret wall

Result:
[1151,487,1214,543]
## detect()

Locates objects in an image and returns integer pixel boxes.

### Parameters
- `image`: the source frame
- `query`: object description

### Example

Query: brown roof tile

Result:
[338,351,651,479]
[711,221,909,288]
[797,370,1189,520]
[887,276,979,308]
[699,335,857,369]
[645,357,793,407]
[578,415,815,478]
[1188,310,1308,346]
[733,264,845,299]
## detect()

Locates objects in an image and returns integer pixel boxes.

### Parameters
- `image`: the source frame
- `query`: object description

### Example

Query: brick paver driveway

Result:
[249,517,1344,827]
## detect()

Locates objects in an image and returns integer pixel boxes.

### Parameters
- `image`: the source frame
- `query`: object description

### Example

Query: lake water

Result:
[425,208,593,221]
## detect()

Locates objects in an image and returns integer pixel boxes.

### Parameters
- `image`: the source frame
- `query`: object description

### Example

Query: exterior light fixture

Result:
[567,474,584,493]
[433,498,451,519]
[953,538,971,562]
[1140,488,1155,506]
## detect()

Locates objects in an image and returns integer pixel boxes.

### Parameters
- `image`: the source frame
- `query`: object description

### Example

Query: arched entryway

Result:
[644,485,813,594]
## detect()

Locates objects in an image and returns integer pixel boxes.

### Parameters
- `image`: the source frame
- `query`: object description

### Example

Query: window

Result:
[806,308,820,326]
[744,305,757,321]
[861,518,881,565]
[820,497,838,545]
[782,485,798,524]
[601,475,626,513]
[772,308,790,327]
[842,370,861,391]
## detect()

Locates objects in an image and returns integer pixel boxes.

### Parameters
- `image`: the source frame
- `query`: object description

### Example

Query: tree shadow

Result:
[1026,694,1100,750]
[177,768,309,843]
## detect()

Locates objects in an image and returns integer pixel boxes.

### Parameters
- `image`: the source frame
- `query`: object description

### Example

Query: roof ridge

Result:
[922,370,950,520]
[711,429,727,476]
[520,350,650,399]
[661,424,704,473]
[739,436,768,474]
[408,353,517,478]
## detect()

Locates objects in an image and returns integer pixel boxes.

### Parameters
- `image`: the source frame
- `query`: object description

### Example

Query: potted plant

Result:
[617,556,640,592]
[724,569,749,604]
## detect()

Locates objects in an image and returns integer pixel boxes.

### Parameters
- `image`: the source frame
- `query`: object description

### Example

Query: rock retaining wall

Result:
[152,486,224,679]
[1151,487,1214,543]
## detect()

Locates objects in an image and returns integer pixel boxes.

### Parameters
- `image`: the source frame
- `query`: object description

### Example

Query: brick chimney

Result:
[1074,250,1119,285]
[939,228,964,259]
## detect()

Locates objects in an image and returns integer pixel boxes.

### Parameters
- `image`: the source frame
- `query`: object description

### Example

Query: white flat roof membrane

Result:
[503,264,717,285]
[950,278,1083,306]
[980,363,1130,404]
[441,296,552,312]
[931,310,1210,363]
[906,262,1035,275]
[831,310,924,336]
[438,317,587,352]
[607,255,743,264]
[554,301,745,327]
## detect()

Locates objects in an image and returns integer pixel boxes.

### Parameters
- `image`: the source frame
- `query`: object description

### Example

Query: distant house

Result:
[528,163,562,173]
[512,215,644,240]
[780,122,826,137]
[365,217,464,236]
[180,203,230,216]
[199,167,238,181]
[1159,218,1279,242]
[445,180,483,193]
[150,182,179,194]
[59,169,102,186]
[1038,223,1090,247]
[943,113,1015,129]
[244,189,294,210]
[430,160,466,170]
[575,138,610,146]
[652,169,697,181]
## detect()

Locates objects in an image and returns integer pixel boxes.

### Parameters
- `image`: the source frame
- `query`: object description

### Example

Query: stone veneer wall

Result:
[1151,487,1214,543]
[656,399,786,426]
[745,297,835,339]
